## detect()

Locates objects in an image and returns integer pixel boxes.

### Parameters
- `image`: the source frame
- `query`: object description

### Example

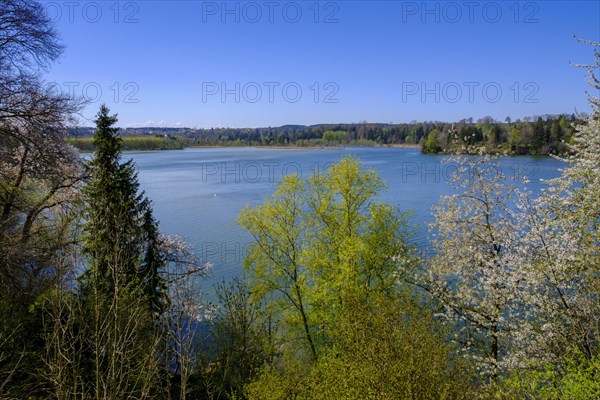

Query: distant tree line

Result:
[421,115,580,155]
[69,115,583,155]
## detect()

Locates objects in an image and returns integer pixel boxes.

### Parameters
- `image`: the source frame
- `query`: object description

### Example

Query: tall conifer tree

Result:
[83,104,166,313]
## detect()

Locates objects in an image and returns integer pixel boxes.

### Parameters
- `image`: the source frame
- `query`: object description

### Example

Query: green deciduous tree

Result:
[239,157,468,398]
[239,173,317,360]
[496,348,600,399]
[246,292,474,400]
[302,158,413,331]
[422,129,442,153]
[322,130,348,143]
[239,157,412,359]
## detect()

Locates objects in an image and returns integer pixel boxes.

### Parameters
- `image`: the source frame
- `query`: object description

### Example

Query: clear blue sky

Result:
[44,1,600,128]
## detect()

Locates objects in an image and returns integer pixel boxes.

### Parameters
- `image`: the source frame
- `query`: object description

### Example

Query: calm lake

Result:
[127,147,565,293]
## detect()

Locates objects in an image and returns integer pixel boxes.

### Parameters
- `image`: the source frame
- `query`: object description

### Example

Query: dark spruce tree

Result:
[531,116,548,153]
[82,104,166,314]
[140,206,168,315]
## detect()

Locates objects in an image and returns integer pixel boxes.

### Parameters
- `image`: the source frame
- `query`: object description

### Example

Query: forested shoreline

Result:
[1,1,599,399]
[67,115,582,155]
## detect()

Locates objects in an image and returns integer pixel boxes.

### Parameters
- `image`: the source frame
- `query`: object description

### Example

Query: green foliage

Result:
[239,172,317,360]
[239,157,414,359]
[422,129,442,153]
[239,157,471,399]
[245,293,474,400]
[494,349,600,399]
[508,126,524,153]
[322,130,348,143]
[303,157,414,323]
[429,116,577,155]
[244,363,302,400]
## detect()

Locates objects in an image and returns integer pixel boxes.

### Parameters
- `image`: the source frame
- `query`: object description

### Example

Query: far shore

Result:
[74,142,423,153]
[186,145,340,150]
[186,143,421,150]
[378,144,421,148]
